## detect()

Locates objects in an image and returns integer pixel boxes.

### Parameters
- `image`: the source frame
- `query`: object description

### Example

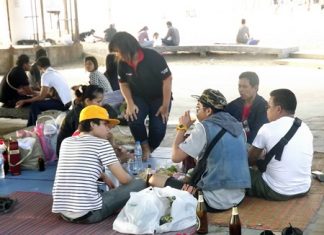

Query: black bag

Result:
[0,197,17,214]
[281,223,303,235]
[260,230,274,235]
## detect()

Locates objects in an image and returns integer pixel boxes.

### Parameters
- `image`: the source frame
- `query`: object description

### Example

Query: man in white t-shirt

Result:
[16,56,72,126]
[248,89,313,200]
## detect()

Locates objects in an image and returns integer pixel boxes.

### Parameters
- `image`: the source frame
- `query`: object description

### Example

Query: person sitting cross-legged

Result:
[52,105,146,224]
[149,89,251,212]
[0,54,38,108]
[247,89,313,201]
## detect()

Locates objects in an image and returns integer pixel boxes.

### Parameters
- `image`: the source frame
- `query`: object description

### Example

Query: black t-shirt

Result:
[0,66,29,106]
[104,54,120,91]
[118,48,172,100]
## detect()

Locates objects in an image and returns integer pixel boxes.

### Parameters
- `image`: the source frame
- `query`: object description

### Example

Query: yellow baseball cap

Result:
[79,105,120,125]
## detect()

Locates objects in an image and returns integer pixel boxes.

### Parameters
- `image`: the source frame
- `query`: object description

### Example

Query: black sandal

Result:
[0,197,17,214]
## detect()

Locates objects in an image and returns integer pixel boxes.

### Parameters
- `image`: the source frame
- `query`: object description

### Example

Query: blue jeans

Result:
[27,99,70,127]
[128,96,171,151]
[74,179,146,224]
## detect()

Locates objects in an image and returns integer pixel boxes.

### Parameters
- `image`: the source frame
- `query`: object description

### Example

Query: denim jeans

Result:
[27,99,70,127]
[128,96,172,151]
[78,179,146,224]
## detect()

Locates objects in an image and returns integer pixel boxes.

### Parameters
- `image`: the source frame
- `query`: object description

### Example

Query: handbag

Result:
[18,137,45,170]
[35,115,58,162]
[113,186,197,234]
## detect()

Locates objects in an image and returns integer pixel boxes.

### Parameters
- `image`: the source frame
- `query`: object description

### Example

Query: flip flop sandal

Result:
[0,197,17,214]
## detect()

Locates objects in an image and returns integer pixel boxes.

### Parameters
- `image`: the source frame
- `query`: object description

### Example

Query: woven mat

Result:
[0,192,196,235]
[209,179,324,232]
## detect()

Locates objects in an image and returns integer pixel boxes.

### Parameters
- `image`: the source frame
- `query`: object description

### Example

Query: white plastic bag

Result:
[113,186,197,234]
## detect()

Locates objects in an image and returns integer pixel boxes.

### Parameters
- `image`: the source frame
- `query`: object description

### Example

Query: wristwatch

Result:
[176,124,188,131]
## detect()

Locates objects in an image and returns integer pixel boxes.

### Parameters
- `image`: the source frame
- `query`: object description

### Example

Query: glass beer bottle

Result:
[229,204,241,235]
[145,164,152,187]
[196,191,208,234]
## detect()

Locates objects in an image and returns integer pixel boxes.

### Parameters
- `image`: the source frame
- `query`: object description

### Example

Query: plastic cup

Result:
[189,108,197,122]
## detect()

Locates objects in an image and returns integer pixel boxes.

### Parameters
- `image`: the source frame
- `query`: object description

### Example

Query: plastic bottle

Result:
[229,204,241,235]
[196,191,208,234]
[133,141,143,175]
[0,154,5,179]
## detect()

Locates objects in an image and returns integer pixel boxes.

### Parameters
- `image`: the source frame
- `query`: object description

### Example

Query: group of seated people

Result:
[54,71,312,223]
[137,21,180,48]
[0,52,72,126]
[0,46,313,225]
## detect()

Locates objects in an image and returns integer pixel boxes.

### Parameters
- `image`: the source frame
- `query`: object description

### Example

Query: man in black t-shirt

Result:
[0,54,36,108]
[104,24,117,43]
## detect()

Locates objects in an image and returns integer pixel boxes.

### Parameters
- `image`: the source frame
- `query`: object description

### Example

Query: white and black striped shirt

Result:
[52,134,118,213]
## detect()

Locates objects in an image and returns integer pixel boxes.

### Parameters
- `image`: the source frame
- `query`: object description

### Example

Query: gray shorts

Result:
[247,168,309,201]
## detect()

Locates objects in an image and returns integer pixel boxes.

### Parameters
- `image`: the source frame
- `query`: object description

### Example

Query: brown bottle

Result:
[196,191,208,234]
[145,164,152,187]
[38,157,45,171]
[229,204,241,235]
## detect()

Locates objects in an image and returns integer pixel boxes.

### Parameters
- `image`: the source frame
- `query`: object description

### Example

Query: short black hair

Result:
[270,89,297,114]
[241,19,246,24]
[74,84,104,103]
[16,54,30,67]
[85,56,98,70]
[239,71,259,87]
[78,118,101,132]
[36,56,51,68]
[166,21,172,27]
[35,48,47,60]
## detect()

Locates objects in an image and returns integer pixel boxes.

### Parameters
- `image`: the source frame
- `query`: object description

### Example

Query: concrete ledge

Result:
[153,44,299,58]
[0,107,64,120]
[0,107,30,119]
[0,43,83,74]
[290,52,324,60]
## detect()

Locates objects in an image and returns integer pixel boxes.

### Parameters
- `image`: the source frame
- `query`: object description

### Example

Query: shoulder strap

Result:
[190,128,226,187]
[6,67,18,91]
[257,117,302,173]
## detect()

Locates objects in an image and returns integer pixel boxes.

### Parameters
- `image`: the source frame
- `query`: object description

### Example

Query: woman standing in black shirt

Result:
[109,32,173,160]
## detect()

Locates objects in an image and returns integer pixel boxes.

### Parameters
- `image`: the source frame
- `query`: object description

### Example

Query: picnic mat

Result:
[209,179,324,232]
[0,192,196,235]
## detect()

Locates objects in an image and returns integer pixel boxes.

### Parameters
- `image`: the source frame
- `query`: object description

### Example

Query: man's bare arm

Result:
[248,146,264,166]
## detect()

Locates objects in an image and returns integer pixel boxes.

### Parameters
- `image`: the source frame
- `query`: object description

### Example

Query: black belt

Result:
[61,211,92,223]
